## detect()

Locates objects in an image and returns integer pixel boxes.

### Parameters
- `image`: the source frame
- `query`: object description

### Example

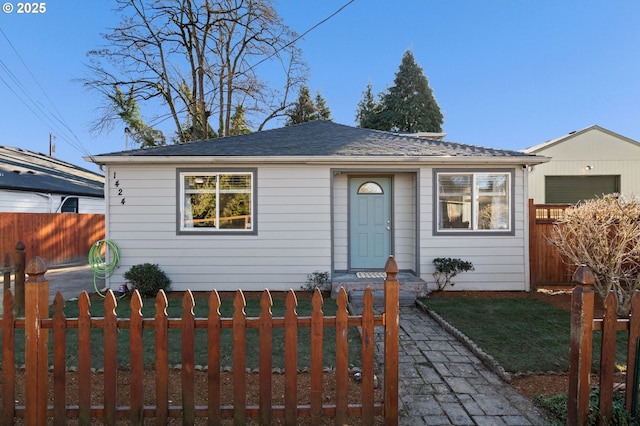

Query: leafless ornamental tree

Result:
[549,194,640,316]
[83,0,307,144]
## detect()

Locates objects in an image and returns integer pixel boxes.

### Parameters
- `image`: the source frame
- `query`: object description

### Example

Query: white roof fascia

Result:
[87,155,550,166]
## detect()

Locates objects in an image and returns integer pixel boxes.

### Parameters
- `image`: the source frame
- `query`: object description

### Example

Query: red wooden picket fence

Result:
[0,256,399,425]
[568,265,640,425]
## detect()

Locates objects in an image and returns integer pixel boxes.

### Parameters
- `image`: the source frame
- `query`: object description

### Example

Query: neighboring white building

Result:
[523,125,640,204]
[89,121,549,293]
[0,146,104,213]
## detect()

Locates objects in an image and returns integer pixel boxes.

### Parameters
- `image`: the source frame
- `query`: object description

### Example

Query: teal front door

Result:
[349,177,392,270]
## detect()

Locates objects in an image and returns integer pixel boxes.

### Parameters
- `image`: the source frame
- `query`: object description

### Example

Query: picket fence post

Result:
[23,256,49,426]
[384,255,399,425]
[567,265,595,426]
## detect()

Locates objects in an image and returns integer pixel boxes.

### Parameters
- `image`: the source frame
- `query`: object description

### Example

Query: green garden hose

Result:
[88,239,121,297]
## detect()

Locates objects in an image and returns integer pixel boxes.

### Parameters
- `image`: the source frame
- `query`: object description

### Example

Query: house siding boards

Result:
[91,121,547,292]
[419,166,529,291]
[105,163,530,292]
[525,126,640,204]
[106,164,333,291]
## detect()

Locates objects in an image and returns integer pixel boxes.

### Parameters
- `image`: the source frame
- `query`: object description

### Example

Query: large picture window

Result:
[179,170,254,233]
[436,171,512,233]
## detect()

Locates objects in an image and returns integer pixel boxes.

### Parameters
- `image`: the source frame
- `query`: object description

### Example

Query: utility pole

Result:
[49,133,56,157]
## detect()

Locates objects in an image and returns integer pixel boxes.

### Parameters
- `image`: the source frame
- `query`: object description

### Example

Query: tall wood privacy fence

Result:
[528,200,574,288]
[0,213,104,267]
[568,266,640,425]
[0,257,399,425]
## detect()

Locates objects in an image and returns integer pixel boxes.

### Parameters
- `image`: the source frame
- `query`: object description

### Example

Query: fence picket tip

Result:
[155,288,168,309]
[182,289,195,311]
[78,291,91,310]
[234,289,246,311]
[209,288,221,312]
[54,290,64,302]
[130,290,142,312]
[260,288,272,310]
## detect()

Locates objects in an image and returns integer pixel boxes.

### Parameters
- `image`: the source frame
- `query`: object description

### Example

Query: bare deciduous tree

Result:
[83,0,307,144]
[549,194,640,315]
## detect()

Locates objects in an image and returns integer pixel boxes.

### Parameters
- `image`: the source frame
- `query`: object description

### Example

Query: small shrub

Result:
[301,270,331,292]
[432,257,474,291]
[123,263,171,298]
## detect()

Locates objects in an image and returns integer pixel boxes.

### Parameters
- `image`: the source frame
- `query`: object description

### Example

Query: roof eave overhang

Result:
[87,155,551,166]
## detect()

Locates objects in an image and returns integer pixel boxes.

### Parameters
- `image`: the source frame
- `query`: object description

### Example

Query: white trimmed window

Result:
[436,171,511,233]
[179,171,254,233]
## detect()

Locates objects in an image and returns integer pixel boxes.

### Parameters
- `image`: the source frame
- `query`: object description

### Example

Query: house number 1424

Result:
[113,171,125,205]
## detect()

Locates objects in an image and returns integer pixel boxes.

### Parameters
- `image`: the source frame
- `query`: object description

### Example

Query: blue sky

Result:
[1,0,639,172]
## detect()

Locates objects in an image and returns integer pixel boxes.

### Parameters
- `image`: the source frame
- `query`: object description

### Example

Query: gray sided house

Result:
[0,146,104,213]
[89,121,549,293]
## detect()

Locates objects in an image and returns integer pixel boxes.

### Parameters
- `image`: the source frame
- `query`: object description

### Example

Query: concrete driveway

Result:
[1,263,104,311]
[45,263,105,304]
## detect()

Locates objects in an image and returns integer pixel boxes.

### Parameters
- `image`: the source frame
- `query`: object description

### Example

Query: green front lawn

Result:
[1,292,362,369]
[421,296,628,373]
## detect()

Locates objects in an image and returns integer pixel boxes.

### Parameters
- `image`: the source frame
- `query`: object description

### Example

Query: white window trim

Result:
[176,168,257,235]
[434,169,515,236]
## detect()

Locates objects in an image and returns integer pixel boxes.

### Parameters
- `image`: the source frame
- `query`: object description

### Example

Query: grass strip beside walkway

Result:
[421,297,627,374]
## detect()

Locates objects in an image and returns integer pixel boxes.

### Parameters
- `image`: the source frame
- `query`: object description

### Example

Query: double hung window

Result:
[179,170,254,233]
[436,170,512,233]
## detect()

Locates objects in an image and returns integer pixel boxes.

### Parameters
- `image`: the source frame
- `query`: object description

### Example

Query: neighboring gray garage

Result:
[524,125,640,205]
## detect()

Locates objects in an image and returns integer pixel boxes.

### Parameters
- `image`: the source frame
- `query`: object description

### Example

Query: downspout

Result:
[34,192,54,212]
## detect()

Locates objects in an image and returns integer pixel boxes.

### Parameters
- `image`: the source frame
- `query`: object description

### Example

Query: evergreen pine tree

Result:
[355,81,382,128]
[285,86,332,125]
[314,91,332,121]
[229,105,252,135]
[381,50,443,132]
[285,86,316,126]
[356,50,444,133]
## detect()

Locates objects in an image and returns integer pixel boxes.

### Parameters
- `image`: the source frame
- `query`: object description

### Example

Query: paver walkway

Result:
[390,306,550,425]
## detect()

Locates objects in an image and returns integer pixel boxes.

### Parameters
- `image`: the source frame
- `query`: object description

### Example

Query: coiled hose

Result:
[88,239,120,296]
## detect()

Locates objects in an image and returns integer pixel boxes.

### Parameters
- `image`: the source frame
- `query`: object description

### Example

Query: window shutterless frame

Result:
[176,168,257,235]
[433,169,515,236]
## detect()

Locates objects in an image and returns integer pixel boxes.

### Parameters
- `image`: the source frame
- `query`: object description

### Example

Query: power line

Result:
[0,28,93,158]
[248,0,356,73]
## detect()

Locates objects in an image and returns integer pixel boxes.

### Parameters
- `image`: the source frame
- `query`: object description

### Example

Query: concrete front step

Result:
[348,289,417,307]
[330,272,427,299]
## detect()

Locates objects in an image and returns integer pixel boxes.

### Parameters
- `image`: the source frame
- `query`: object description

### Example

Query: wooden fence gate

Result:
[0,255,399,425]
[528,199,574,288]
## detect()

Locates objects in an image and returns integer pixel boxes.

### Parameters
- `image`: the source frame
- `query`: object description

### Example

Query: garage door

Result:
[545,175,620,204]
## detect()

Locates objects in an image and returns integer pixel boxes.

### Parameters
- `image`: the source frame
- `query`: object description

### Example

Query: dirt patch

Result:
[6,369,384,424]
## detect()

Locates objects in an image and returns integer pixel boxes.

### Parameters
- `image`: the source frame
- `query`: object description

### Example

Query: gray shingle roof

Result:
[0,146,104,197]
[94,121,539,160]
